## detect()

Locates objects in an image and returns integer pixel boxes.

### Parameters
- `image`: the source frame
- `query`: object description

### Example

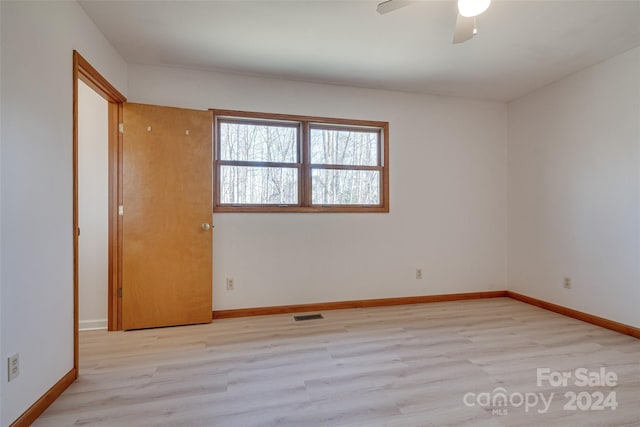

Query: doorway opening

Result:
[73,51,126,375]
[77,80,109,331]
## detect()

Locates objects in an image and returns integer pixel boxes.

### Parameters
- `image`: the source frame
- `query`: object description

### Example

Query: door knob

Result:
[201,223,211,231]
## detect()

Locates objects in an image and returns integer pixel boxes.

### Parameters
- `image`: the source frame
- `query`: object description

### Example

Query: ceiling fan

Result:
[376,0,491,44]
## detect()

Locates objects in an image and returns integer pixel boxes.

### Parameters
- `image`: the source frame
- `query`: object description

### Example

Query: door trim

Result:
[73,51,126,376]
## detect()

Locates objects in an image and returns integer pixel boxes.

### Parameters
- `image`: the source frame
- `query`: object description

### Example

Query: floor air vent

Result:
[294,314,323,321]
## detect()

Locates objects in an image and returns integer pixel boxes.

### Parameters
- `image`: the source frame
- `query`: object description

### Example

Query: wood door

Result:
[122,103,212,330]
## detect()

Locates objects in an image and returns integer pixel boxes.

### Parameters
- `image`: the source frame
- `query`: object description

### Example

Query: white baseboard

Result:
[79,319,108,331]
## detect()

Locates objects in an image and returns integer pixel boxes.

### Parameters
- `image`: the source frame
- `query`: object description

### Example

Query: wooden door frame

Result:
[73,51,126,376]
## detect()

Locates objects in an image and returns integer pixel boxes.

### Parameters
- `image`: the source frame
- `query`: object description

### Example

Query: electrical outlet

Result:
[416,269,423,280]
[563,277,572,289]
[226,278,235,290]
[8,353,19,382]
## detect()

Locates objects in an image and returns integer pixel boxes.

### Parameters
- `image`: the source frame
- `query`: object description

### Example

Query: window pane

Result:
[220,122,297,163]
[310,128,378,166]
[220,166,298,205]
[312,169,380,205]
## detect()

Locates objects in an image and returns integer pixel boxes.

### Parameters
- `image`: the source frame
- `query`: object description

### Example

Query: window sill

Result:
[213,206,389,213]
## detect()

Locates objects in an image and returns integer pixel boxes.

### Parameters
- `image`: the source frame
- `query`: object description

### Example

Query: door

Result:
[122,103,212,330]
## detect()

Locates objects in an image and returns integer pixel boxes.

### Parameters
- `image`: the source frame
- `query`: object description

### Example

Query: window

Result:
[212,110,389,212]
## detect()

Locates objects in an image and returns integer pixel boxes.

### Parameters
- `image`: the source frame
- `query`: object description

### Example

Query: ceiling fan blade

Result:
[453,14,475,44]
[376,0,413,15]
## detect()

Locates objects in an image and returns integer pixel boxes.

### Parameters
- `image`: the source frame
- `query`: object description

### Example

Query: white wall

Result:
[508,47,640,328]
[78,80,109,331]
[0,1,127,424]
[0,2,3,422]
[128,65,508,310]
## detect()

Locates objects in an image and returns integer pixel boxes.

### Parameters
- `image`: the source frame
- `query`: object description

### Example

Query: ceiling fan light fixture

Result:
[457,0,491,18]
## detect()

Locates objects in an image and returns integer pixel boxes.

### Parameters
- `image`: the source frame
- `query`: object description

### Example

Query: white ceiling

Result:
[79,0,640,101]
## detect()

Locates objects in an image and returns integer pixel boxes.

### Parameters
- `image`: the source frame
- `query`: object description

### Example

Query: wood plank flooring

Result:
[35,298,640,426]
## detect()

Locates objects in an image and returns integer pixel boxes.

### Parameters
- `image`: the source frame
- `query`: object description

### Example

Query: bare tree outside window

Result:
[220,122,297,163]
[213,110,389,212]
[311,169,380,205]
[310,128,378,166]
[219,121,299,204]
[220,166,298,204]
[310,127,380,205]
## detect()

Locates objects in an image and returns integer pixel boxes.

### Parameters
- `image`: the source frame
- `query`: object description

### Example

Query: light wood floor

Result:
[36,298,639,426]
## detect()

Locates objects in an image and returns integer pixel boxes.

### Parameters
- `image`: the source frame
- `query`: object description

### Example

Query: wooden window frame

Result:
[211,109,389,213]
